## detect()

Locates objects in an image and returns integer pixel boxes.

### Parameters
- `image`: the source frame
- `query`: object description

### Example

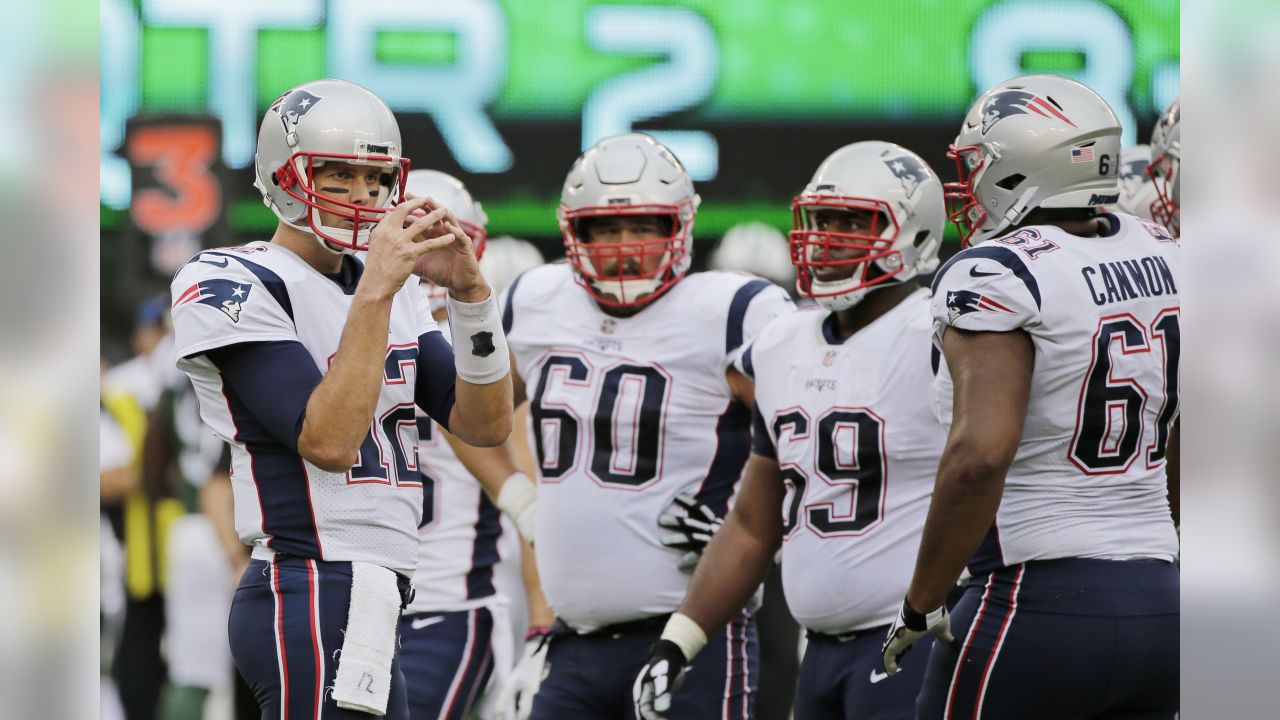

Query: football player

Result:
[395,169,542,720]
[1114,144,1159,221]
[632,141,948,720]
[883,74,1180,719]
[169,79,513,720]
[501,133,793,719]
[1148,98,1181,237]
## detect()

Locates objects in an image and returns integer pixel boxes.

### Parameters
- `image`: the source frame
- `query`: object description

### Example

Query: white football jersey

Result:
[931,213,1180,572]
[171,242,437,576]
[503,263,792,631]
[748,291,944,633]
[406,322,508,612]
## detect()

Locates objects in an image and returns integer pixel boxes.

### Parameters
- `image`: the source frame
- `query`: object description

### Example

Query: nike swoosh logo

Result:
[969,266,999,278]
[869,668,890,684]
[198,257,230,268]
[410,616,445,631]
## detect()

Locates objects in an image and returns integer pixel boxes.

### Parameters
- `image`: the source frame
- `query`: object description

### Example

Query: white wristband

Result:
[660,612,708,662]
[447,291,510,385]
[495,472,536,543]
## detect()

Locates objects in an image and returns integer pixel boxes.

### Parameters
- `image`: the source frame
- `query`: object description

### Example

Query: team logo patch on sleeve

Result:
[946,289,1014,322]
[173,279,252,323]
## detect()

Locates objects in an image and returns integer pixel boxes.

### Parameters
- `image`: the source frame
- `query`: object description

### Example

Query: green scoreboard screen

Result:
[101,0,1178,240]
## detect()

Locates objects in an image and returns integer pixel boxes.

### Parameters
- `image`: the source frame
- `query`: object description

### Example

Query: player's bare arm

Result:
[677,453,785,639]
[1166,419,1180,527]
[905,327,1033,613]
[725,365,755,407]
[295,198,453,471]
[441,428,535,542]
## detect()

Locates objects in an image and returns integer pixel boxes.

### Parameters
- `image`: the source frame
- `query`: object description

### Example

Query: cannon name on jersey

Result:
[503,263,791,631]
[930,214,1180,573]
[749,293,944,634]
[171,242,437,576]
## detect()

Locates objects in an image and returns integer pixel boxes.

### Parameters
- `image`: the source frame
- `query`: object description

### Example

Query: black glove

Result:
[632,639,689,720]
[658,493,724,572]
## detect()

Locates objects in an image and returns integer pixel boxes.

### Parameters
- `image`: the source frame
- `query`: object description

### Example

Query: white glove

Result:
[632,639,688,720]
[494,629,551,720]
[658,494,723,573]
[881,598,954,675]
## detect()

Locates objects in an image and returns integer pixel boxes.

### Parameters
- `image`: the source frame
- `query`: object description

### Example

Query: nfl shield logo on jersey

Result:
[173,278,252,323]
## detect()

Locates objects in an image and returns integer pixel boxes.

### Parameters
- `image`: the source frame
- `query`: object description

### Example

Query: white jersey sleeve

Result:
[929,238,1044,337]
[170,253,296,357]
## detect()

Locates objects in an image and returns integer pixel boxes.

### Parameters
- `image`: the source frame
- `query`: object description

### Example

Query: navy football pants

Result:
[796,628,934,719]
[398,607,496,720]
[916,558,1179,720]
[228,557,411,720]
[530,612,759,720]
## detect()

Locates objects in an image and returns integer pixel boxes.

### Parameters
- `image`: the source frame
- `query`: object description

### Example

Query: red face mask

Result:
[271,150,412,251]
[788,196,903,300]
[560,204,692,309]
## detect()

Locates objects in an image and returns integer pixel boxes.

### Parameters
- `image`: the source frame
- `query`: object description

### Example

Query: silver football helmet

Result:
[558,133,700,309]
[1114,144,1159,221]
[946,74,1121,246]
[790,141,944,311]
[709,222,794,288]
[405,170,489,259]
[253,78,410,253]
[1148,98,1180,237]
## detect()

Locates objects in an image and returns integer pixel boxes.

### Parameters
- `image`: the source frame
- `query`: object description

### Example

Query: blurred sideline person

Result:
[102,299,185,720]
[884,75,1180,719]
[1148,98,1181,237]
[498,133,793,719]
[142,361,238,720]
[394,169,543,720]
[634,141,948,720]
[169,79,512,719]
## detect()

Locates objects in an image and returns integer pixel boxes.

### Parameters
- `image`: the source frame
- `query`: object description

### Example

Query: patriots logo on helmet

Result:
[272,89,322,135]
[1120,158,1151,181]
[172,278,253,323]
[946,289,1014,322]
[980,89,1077,135]
[883,154,928,199]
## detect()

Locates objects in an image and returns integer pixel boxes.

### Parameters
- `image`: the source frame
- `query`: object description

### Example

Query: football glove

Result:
[881,598,954,675]
[658,493,723,572]
[632,639,689,720]
[495,628,551,719]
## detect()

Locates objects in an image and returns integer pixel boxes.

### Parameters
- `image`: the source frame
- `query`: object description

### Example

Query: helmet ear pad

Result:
[253,79,410,253]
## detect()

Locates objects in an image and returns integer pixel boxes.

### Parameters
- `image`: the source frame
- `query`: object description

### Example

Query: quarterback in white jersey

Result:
[634,141,949,720]
[170,79,513,720]
[504,133,792,720]
[885,75,1179,720]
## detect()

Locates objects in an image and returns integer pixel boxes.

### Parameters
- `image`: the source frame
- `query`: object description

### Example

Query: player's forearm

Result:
[200,473,248,565]
[298,289,394,471]
[1166,420,1180,527]
[678,512,779,643]
[443,428,520,498]
[521,540,556,628]
[448,376,513,447]
[906,440,1007,612]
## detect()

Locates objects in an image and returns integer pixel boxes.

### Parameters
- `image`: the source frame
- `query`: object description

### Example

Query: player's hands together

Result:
[495,627,552,720]
[881,597,954,675]
[404,195,491,303]
[632,639,689,720]
[361,196,454,299]
[659,494,724,573]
